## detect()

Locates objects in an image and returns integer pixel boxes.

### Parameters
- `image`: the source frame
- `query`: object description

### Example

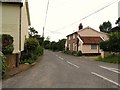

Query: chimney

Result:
[78,23,83,30]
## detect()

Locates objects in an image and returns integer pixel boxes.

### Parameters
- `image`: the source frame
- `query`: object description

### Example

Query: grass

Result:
[96,55,120,64]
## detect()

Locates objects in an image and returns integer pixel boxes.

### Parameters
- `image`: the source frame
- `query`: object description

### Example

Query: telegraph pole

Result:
[42,0,49,38]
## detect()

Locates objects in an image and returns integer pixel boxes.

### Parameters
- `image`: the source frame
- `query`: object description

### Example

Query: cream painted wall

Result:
[21,1,29,51]
[1,4,20,53]
[82,45,101,53]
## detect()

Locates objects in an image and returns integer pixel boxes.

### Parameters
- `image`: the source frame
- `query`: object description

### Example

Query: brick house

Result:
[65,26,108,54]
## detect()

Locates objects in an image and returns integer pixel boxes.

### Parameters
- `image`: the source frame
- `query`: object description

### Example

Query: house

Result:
[0,0,30,68]
[65,26,108,54]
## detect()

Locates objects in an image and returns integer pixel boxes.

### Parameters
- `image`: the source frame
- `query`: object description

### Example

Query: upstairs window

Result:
[73,34,75,39]
[69,36,70,40]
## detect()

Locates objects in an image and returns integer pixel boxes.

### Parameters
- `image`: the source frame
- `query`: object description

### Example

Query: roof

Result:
[0,0,22,3]
[0,0,23,5]
[66,26,107,37]
[80,36,103,45]
[78,26,107,35]
[66,32,78,37]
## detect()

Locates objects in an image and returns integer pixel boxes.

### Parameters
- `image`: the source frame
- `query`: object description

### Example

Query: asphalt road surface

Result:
[2,50,120,88]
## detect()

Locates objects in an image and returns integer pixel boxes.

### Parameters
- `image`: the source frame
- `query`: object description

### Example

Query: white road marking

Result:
[67,61,79,68]
[99,65,120,74]
[91,72,120,87]
[59,57,64,60]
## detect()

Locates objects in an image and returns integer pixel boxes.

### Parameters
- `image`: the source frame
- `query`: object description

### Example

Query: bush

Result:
[24,38,39,52]
[0,51,7,76]
[64,50,82,56]
[20,38,43,64]
[0,34,14,55]
[76,51,82,56]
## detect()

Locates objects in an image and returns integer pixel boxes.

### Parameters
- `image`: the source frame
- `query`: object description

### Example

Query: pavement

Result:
[2,50,120,88]
[4,64,32,79]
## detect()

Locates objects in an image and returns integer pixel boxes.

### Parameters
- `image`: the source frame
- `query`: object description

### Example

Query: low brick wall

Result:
[5,53,20,70]
[101,51,111,58]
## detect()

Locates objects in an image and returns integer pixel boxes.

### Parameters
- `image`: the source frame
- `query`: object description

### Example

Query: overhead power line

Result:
[51,0,119,33]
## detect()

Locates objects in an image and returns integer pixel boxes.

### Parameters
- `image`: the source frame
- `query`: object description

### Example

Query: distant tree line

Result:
[44,38,66,51]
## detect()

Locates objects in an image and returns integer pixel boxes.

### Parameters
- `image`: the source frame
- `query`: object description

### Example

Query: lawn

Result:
[96,55,120,64]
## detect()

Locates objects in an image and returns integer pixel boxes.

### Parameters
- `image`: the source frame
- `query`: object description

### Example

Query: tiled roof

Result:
[80,36,103,45]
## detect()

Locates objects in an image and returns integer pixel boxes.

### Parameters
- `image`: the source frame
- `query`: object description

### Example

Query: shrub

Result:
[20,38,43,64]
[0,51,7,76]
[0,34,14,55]
[76,51,82,56]
[24,38,39,52]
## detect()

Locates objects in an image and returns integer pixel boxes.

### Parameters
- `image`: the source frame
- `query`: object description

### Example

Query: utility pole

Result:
[42,0,49,38]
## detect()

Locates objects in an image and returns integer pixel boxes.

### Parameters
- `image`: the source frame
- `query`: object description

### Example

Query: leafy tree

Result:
[44,40,50,49]
[50,41,58,51]
[99,21,112,33]
[57,39,66,51]
[115,17,120,26]
[100,32,120,52]
[108,32,120,52]
[29,27,38,37]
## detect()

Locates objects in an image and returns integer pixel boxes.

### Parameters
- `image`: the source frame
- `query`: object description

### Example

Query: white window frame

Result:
[69,36,70,40]
[73,34,75,39]
[91,45,97,49]
[69,44,70,50]
[73,43,75,51]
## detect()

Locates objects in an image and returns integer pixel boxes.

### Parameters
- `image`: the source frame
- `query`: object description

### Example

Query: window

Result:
[73,43,75,51]
[69,44,70,50]
[73,34,75,39]
[69,36,70,40]
[91,45,97,49]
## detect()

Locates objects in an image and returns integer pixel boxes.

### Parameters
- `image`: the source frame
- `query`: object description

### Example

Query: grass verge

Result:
[96,55,120,64]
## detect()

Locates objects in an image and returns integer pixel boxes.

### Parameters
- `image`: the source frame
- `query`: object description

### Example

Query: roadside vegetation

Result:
[96,55,120,64]
[20,27,44,64]
[98,18,120,63]
[63,49,82,56]
[0,34,14,77]
[44,37,66,52]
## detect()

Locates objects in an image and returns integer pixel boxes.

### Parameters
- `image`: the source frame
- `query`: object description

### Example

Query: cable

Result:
[50,0,119,33]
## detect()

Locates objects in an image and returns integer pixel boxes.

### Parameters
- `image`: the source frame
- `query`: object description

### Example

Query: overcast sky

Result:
[28,0,119,41]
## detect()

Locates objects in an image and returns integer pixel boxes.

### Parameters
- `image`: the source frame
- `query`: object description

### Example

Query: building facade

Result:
[0,0,30,68]
[65,26,108,54]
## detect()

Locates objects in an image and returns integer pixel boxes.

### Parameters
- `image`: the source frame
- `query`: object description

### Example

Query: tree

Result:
[29,27,38,37]
[57,39,66,51]
[99,21,112,33]
[108,32,120,52]
[100,32,120,52]
[115,17,120,26]
[109,18,120,33]
[44,40,50,49]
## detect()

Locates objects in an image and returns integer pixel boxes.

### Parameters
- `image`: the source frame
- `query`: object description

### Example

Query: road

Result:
[2,50,120,88]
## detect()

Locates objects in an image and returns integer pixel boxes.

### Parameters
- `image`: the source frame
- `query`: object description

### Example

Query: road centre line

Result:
[58,57,64,60]
[67,61,79,68]
[91,72,120,87]
[99,65,120,74]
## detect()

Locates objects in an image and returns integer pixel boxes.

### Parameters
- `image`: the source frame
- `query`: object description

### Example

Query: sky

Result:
[28,0,119,41]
